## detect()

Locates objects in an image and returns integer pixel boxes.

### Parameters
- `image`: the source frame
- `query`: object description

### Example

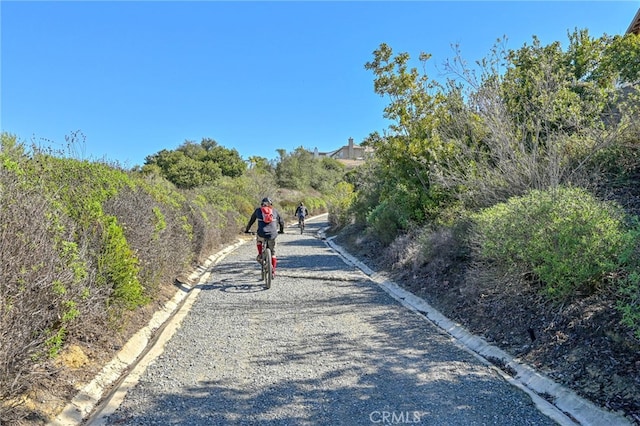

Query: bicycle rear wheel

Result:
[264,248,272,289]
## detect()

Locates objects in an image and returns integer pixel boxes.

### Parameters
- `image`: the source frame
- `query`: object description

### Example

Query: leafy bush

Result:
[615,221,640,340]
[618,271,640,339]
[366,182,425,245]
[135,171,187,209]
[275,147,347,194]
[32,155,155,312]
[0,139,94,415]
[103,184,192,294]
[279,195,326,220]
[33,155,131,225]
[327,181,355,228]
[471,187,635,299]
[99,216,147,310]
[366,200,406,245]
[142,138,246,189]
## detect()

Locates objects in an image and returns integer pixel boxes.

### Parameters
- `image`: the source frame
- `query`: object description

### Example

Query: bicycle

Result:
[260,245,273,289]
[245,231,274,289]
[297,215,305,234]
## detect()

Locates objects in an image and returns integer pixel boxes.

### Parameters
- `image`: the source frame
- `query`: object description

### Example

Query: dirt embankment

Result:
[331,225,640,425]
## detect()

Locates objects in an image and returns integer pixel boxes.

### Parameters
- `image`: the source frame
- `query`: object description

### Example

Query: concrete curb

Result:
[49,212,323,425]
[325,236,632,426]
[48,238,248,426]
[49,220,632,426]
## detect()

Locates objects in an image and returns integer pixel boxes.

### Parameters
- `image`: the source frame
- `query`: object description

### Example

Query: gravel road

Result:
[93,217,561,426]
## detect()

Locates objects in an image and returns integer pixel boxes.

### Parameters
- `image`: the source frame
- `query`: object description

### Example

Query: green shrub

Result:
[45,328,67,358]
[327,181,355,229]
[472,187,635,299]
[618,270,640,339]
[99,216,148,310]
[194,177,246,224]
[152,206,167,238]
[102,183,194,297]
[135,172,186,209]
[615,223,640,339]
[33,155,132,226]
[0,142,98,409]
[366,183,423,245]
[367,200,405,245]
[280,195,327,219]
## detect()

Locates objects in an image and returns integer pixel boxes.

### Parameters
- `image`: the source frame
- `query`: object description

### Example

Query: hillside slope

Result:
[331,225,640,425]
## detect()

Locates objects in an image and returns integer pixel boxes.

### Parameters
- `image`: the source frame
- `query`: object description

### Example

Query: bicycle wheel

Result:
[264,248,272,289]
[300,220,304,234]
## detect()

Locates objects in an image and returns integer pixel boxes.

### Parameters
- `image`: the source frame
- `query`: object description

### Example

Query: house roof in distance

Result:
[627,7,640,35]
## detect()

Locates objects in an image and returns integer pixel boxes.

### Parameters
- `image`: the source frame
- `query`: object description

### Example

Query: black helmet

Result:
[261,197,272,206]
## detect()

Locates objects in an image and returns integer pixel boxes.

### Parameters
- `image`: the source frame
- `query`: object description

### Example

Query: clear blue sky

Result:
[2,1,638,168]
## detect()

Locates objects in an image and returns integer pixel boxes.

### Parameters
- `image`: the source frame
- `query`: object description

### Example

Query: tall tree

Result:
[364,43,445,195]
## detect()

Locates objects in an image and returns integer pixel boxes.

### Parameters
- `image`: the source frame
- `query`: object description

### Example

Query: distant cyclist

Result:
[245,197,285,274]
[294,202,309,228]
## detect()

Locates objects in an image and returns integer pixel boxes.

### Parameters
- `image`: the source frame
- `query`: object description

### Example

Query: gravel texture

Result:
[100,219,559,426]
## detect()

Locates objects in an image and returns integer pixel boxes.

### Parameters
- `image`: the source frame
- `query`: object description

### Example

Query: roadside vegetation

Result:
[330,29,640,336]
[0,133,344,423]
[2,27,640,424]
[328,29,640,421]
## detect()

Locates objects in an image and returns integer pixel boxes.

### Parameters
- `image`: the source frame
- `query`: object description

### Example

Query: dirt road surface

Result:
[78,217,579,425]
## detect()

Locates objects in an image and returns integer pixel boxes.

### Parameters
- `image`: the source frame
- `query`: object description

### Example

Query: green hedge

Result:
[472,187,636,300]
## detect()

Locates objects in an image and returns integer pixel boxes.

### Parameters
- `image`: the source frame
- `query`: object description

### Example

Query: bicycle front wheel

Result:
[264,248,272,289]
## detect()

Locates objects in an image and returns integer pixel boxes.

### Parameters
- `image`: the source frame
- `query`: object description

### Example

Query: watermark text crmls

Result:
[369,411,423,424]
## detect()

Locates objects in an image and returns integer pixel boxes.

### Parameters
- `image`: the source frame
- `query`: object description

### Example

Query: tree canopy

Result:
[143,138,246,189]
[358,29,640,229]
